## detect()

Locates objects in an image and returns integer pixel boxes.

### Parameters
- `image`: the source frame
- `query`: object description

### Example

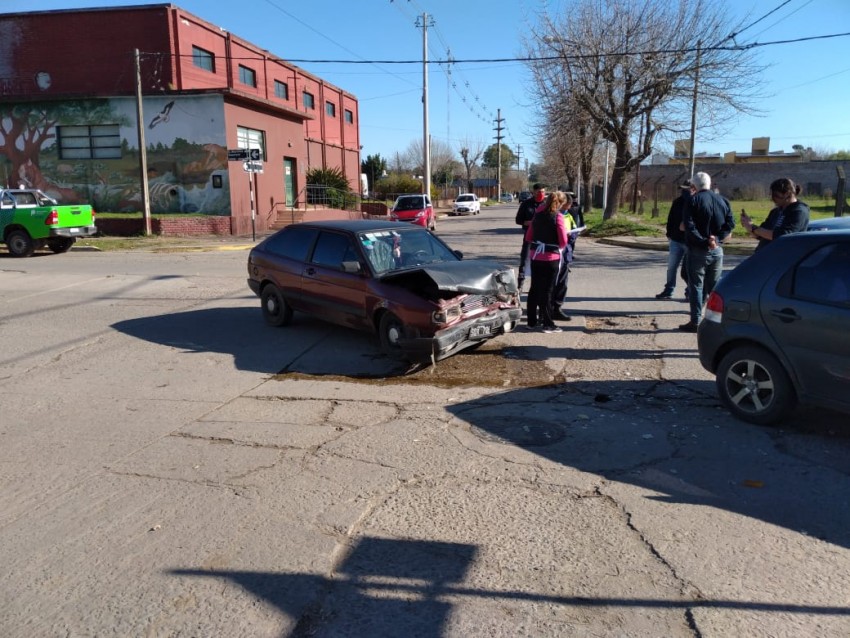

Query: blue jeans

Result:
[663,240,687,292]
[686,246,723,323]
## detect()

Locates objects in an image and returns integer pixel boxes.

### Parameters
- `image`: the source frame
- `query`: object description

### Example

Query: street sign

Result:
[243,160,264,174]
[228,148,261,161]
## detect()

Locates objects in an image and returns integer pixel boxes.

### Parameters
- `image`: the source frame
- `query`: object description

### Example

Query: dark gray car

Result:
[698,229,850,424]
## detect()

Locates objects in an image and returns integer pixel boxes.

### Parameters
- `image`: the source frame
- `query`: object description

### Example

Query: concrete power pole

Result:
[417,14,434,200]
[134,49,152,236]
[494,109,504,199]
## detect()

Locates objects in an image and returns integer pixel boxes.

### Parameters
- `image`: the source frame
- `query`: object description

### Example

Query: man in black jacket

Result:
[656,181,693,299]
[515,183,546,290]
[680,172,735,332]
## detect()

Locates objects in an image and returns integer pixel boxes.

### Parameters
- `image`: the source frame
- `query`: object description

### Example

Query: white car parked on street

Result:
[450,193,480,216]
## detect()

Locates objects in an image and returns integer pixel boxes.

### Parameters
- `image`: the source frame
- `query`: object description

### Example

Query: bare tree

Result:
[525,0,764,219]
[458,137,485,192]
[403,138,455,179]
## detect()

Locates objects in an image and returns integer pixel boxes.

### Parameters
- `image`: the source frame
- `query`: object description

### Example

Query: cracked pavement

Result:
[2,211,850,637]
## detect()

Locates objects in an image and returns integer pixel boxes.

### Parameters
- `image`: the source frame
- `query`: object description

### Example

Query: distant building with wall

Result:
[634,137,848,210]
[0,4,361,234]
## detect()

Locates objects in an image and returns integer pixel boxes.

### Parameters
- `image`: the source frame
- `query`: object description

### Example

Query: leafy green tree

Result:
[361,153,387,192]
[482,143,517,173]
[373,174,425,201]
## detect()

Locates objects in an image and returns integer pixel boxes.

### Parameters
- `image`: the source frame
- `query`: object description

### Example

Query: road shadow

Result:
[171,535,850,636]
[444,380,850,551]
[111,306,411,377]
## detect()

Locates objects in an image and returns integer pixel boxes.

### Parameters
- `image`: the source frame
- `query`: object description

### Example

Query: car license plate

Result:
[470,325,490,338]
[70,228,79,233]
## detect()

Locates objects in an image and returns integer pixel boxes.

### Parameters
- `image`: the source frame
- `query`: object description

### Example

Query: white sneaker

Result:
[542,326,562,334]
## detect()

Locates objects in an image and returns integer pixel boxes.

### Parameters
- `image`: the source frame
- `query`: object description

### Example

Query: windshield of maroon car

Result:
[359,229,458,274]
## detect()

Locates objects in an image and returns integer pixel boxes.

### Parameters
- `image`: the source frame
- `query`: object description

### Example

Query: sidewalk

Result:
[599,235,755,256]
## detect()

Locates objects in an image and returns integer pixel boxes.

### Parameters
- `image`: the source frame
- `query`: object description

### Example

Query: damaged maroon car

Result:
[247,220,521,361]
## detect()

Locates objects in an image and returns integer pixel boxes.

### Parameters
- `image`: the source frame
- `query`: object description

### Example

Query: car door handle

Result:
[305,267,316,276]
[771,307,802,323]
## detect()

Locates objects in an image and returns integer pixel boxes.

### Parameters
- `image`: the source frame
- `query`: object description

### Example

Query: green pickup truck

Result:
[0,188,97,257]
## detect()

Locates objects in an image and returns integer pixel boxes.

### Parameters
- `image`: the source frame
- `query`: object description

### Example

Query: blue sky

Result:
[6,0,850,163]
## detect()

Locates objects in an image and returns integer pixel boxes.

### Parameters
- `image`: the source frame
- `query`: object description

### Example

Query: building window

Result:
[302,91,315,109]
[236,125,265,160]
[274,80,289,100]
[325,101,336,117]
[57,124,121,160]
[344,109,353,124]
[238,65,257,87]
[192,46,215,72]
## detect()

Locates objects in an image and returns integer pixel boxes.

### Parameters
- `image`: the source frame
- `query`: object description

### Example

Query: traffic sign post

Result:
[228,149,263,241]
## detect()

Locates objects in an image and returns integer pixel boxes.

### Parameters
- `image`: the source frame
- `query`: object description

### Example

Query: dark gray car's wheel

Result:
[716,346,796,425]
[379,312,405,354]
[48,237,75,253]
[6,229,35,257]
[260,284,293,327]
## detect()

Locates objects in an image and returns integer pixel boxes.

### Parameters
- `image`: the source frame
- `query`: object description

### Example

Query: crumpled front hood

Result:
[381,259,517,296]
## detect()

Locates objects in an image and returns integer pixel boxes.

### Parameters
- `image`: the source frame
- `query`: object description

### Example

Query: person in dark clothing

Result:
[515,183,546,290]
[525,191,568,333]
[680,171,735,332]
[741,177,810,251]
[656,181,694,299]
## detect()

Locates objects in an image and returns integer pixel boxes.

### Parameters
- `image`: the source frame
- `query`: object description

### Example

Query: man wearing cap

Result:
[655,180,694,299]
[515,183,546,290]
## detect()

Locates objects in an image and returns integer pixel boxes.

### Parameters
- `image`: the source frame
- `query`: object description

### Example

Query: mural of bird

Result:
[148,101,175,129]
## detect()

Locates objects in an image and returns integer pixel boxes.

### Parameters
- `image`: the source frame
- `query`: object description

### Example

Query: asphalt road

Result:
[2,206,849,637]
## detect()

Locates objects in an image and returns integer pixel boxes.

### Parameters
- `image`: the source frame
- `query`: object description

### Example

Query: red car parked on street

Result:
[389,194,435,231]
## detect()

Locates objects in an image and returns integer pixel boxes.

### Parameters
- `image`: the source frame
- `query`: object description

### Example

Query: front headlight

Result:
[433,305,462,324]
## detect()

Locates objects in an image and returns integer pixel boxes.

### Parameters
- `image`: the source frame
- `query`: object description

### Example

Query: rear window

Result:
[792,242,850,305]
[261,226,318,261]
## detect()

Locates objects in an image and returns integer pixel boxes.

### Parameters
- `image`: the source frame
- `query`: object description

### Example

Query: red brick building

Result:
[0,3,362,234]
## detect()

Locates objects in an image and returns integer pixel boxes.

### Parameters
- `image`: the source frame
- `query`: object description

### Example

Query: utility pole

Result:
[134,48,152,236]
[515,144,522,195]
[416,13,434,200]
[494,109,504,199]
[688,40,702,179]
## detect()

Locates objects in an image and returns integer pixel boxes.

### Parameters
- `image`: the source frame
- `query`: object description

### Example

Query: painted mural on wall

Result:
[0,95,231,215]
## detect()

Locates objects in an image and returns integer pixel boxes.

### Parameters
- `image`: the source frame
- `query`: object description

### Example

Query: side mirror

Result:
[453,250,463,260]
[341,260,362,274]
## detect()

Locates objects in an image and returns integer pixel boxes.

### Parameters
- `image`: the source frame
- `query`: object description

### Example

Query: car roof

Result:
[284,219,429,233]
[808,217,850,230]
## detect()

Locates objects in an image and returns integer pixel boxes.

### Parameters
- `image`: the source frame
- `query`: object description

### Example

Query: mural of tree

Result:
[0,100,128,190]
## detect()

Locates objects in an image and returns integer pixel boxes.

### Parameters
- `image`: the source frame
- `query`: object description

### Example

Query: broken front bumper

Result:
[398,307,522,361]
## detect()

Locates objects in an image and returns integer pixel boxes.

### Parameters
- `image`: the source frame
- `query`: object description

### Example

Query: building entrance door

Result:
[284,158,296,207]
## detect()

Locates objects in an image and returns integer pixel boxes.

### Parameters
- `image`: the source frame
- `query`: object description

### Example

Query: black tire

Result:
[6,229,35,257]
[379,312,405,354]
[48,237,75,254]
[716,346,796,425]
[429,217,436,232]
[260,284,293,327]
